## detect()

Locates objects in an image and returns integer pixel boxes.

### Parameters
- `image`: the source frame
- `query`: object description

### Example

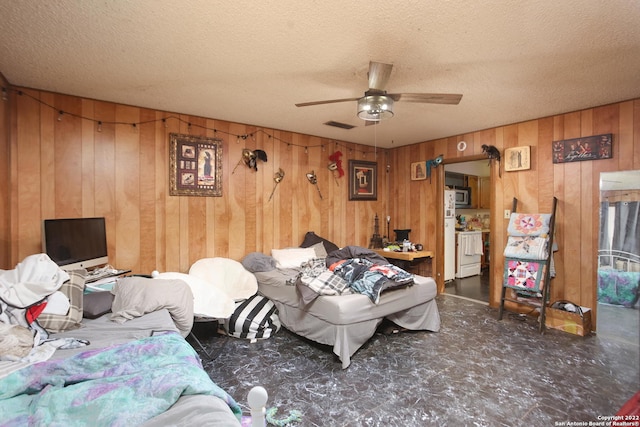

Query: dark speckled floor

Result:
[189,295,639,426]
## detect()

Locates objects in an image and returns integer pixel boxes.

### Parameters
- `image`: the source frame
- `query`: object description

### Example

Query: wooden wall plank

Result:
[54,95,83,218]
[114,105,141,270]
[164,115,181,272]
[154,112,167,271]
[138,108,157,274]
[0,75,10,267]
[81,99,96,217]
[16,90,42,259]
[40,93,56,221]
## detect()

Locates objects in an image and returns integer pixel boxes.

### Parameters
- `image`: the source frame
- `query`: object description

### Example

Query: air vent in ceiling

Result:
[324,121,355,130]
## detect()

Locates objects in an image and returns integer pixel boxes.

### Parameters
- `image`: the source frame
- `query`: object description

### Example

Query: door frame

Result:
[435,155,495,305]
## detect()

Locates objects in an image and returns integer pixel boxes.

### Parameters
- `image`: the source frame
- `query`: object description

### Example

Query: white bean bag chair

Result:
[152,271,235,319]
[188,258,258,301]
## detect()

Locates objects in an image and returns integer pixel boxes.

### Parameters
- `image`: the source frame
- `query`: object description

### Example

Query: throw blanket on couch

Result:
[0,332,241,426]
[296,258,353,304]
[331,258,414,303]
[295,246,414,304]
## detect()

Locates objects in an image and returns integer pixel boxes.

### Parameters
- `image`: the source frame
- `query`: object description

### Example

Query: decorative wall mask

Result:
[328,151,344,186]
[233,149,268,173]
[425,154,444,182]
[268,168,285,201]
[306,170,323,199]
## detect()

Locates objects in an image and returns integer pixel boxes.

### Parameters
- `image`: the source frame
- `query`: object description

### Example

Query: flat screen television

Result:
[42,217,109,271]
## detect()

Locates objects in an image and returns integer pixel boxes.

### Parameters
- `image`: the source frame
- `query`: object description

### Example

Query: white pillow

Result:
[153,272,235,319]
[188,258,258,301]
[271,247,316,269]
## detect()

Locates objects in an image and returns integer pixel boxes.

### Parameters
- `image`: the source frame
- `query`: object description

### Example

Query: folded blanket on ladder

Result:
[504,236,549,260]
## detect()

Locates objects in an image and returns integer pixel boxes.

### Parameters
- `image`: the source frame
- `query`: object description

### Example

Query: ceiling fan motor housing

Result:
[357,94,394,121]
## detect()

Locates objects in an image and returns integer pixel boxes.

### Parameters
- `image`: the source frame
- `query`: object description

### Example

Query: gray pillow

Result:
[310,241,328,258]
[110,277,194,337]
[83,291,114,319]
[300,231,339,254]
[241,252,277,273]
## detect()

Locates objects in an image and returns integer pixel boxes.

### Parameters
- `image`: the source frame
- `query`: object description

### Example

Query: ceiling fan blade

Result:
[295,97,360,107]
[365,120,379,127]
[388,93,463,105]
[368,61,393,91]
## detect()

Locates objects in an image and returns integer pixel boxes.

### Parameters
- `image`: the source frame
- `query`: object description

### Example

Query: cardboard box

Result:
[545,306,592,336]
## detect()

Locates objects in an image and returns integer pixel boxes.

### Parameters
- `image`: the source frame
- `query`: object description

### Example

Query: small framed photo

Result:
[504,146,531,172]
[411,161,427,180]
[170,133,223,196]
[348,160,377,200]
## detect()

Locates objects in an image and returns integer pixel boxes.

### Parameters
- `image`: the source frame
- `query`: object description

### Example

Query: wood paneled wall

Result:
[4,85,640,321]
[388,99,640,316]
[4,88,388,273]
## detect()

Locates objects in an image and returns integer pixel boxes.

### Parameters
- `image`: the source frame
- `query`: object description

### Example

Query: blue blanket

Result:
[0,332,241,426]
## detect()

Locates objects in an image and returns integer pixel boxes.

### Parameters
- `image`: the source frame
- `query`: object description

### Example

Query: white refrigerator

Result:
[444,190,456,281]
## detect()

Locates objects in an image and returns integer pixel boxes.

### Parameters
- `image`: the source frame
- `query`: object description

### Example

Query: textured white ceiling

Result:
[1,1,640,148]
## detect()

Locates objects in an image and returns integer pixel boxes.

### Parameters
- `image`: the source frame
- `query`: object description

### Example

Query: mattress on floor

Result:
[256,272,440,368]
[258,273,437,326]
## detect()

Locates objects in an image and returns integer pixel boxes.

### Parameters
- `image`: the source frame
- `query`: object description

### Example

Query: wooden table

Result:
[373,249,434,277]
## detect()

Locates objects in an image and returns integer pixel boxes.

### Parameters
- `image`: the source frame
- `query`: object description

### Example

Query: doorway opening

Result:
[443,159,491,304]
[597,170,639,351]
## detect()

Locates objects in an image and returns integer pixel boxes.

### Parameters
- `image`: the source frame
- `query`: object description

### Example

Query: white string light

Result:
[4,86,385,157]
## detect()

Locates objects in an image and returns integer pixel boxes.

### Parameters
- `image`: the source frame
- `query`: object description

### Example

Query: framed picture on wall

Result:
[411,161,427,180]
[552,133,612,164]
[169,133,223,196]
[348,160,377,200]
[504,146,531,172]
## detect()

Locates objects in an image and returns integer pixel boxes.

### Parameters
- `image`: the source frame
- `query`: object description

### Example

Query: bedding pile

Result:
[0,331,241,425]
[326,245,414,303]
[245,232,441,369]
[330,257,414,303]
[249,244,416,304]
[0,254,69,337]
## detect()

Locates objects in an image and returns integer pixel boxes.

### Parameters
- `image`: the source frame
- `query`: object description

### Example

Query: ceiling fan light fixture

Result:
[357,95,394,121]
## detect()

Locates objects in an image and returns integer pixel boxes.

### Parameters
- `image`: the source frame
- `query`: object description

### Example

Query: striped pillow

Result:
[224,294,280,342]
[38,269,87,333]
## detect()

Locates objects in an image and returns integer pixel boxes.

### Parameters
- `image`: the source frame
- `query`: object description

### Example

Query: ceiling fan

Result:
[295,61,462,122]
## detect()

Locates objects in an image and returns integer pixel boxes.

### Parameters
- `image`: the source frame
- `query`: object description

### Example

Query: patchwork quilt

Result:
[503,236,549,260]
[507,213,552,237]
[504,258,548,293]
